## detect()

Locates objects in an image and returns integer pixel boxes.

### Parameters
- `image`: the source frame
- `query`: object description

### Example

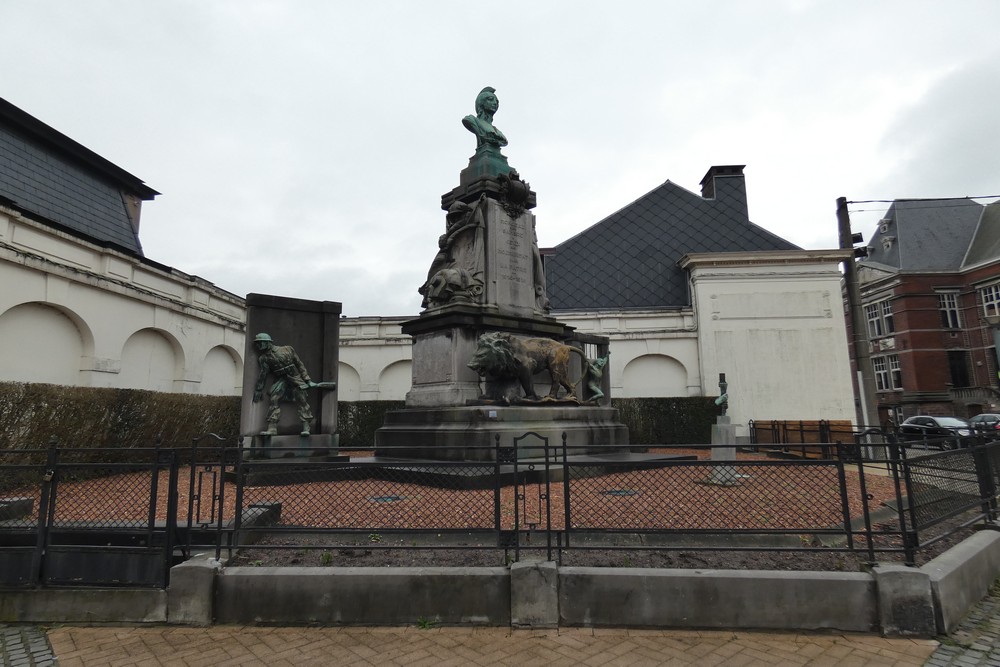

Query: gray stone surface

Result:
[874,563,937,636]
[214,567,511,626]
[405,326,484,407]
[0,627,55,667]
[0,589,166,624]
[925,528,1000,633]
[558,567,877,631]
[375,405,629,460]
[511,561,558,628]
[167,553,222,626]
[924,577,1000,666]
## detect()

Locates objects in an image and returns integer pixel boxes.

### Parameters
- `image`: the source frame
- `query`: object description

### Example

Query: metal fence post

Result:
[493,433,502,552]
[891,441,919,564]
[833,442,856,553]
[164,447,180,587]
[851,442,877,562]
[561,431,570,564]
[972,432,998,522]
[30,437,59,586]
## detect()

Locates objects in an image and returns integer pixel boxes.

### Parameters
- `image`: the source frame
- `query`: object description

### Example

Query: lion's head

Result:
[467,332,519,377]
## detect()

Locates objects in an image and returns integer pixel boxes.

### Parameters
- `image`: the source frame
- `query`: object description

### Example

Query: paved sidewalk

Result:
[5,583,1000,666]
[925,583,1000,666]
[0,626,55,667]
[44,626,938,666]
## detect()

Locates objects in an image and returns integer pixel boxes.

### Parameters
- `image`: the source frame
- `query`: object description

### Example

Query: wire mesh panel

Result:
[236,459,499,531]
[47,452,167,529]
[565,459,851,534]
[904,447,990,530]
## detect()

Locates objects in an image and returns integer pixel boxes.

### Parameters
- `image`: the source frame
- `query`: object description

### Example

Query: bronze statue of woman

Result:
[462,86,507,152]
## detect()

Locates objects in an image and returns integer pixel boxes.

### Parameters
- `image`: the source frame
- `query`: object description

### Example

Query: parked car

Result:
[969,413,1000,431]
[898,416,973,449]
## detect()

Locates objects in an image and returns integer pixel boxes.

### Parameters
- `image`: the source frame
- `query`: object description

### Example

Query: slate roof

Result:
[963,200,1000,269]
[861,199,984,273]
[544,167,800,309]
[0,97,158,256]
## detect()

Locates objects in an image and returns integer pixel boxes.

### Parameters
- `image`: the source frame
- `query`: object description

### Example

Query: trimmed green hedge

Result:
[0,382,240,451]
[337,400,404,449]
[611,397,717,445]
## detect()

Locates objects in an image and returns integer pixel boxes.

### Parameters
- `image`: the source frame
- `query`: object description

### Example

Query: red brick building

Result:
[851,198,1000,423]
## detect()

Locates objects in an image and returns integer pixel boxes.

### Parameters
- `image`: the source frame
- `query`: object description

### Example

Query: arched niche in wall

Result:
[0,302,90,385]
[378,360,412,400]
[621,354,688,398]
[200,345,243,396]
[116,328,182,392]
[337,362,362,401]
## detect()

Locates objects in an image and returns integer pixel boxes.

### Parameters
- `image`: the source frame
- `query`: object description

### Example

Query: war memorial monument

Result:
[374,86,629,460]
[241,87,629,461]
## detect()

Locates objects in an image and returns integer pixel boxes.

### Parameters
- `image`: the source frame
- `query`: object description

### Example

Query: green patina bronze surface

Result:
[462,86,510,180]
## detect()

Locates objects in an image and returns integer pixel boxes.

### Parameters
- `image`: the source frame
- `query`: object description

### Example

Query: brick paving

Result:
[34,625,940,666]
[5,584,1000,666]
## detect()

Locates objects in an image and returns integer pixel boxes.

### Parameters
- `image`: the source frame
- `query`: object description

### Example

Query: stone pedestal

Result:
[375,405,628,461]
[249,433,338,459]
[402,308,572,408]
[708,415,743,486]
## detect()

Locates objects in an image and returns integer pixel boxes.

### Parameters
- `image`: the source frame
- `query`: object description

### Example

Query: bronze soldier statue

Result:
[252,332,318,436]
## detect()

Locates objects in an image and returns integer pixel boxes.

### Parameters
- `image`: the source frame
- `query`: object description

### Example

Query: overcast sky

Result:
[3,1,999,317]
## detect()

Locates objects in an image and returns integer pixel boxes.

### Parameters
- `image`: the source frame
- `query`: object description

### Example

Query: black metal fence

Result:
[2,428,999,588]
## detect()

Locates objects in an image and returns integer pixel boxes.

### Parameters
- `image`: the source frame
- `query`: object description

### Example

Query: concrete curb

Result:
[5,525,1000,635]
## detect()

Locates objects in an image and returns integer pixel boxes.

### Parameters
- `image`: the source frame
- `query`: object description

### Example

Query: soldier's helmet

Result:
[253,333,273,343]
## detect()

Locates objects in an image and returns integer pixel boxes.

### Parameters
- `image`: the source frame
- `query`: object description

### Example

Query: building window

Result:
[889,354,902,389]
[864,299,892,339]
[873,356,889,391]
[939,292,962,328]
[881,300,894,334]
[982,284,1000,318]
[948,350,971,388]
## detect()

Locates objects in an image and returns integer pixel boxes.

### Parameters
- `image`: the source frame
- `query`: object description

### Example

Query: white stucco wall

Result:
[0,206,245,394]
[338,317,412,400]
[681,250,857,430]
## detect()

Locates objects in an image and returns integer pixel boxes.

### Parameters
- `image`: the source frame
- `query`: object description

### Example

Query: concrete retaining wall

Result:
[558,568,877,631]
[925,529,1000,634]
[214,566,510,626]
[4,527,1000,635]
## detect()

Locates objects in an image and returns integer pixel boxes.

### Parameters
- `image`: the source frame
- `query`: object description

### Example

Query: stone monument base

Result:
[248,433,339,460]
[374,405,630,461]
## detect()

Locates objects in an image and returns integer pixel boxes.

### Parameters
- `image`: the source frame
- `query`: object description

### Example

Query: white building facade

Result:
[0,206,245,394]
[0,97,245,395]
[337,249,858,435]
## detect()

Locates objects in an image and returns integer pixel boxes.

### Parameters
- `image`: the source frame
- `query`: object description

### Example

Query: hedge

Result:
[0,384,716,454]
[0,382,240,451]
[611,397,717,445]
[337,400,405,449]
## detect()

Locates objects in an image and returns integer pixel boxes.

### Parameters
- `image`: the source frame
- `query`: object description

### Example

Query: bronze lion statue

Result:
[467,332,585,401]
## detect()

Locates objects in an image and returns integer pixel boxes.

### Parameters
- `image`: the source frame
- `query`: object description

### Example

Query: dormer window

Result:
[878,219,892,234]
[881,236,895,251]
